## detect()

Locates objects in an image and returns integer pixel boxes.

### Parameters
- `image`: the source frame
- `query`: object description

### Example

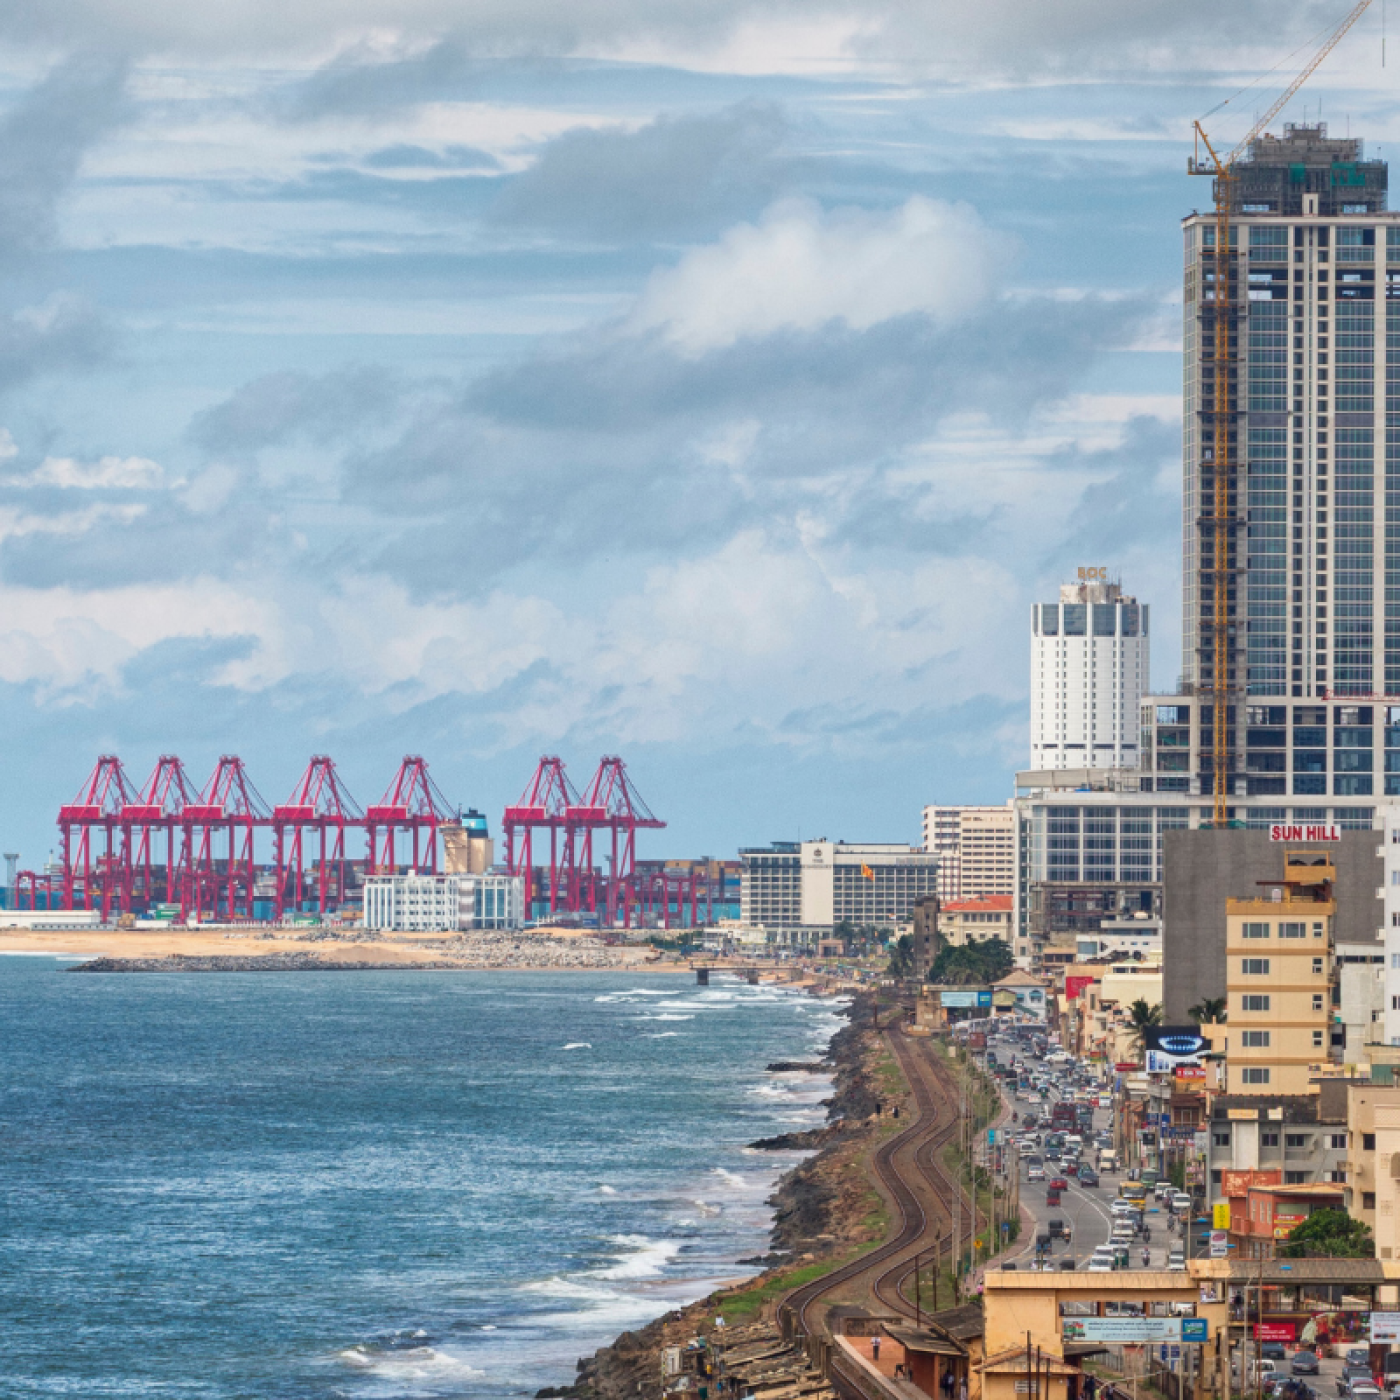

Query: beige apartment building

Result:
[922,805,1015,901]
[1343,1080,1400,1258]
[1226,852,1336,1097]
[939,895,1013,948]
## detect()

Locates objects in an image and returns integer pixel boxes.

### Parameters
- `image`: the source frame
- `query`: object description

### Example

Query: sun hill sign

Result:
[1268,824,1341,842]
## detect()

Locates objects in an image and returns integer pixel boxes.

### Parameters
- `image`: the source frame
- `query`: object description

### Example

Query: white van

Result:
[1098,1149,1119,1173]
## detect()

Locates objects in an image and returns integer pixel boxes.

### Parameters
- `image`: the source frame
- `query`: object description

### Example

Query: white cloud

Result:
[25,455,164,490]
[627,196,1014,354]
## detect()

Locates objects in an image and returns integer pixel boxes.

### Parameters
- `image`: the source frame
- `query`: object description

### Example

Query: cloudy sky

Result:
[0,0,1393,864]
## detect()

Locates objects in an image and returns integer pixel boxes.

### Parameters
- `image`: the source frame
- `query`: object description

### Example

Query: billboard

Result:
[1213,1202,1231,1230]
[1370,1313,1400,1344]
[1065,975,1096,1001]
[1144,1026,1208,1073]
[1269,824,1340,842]
[1210,1230,1230,1258]
[1063,1319,1208,1345]
[941,990,993,1008]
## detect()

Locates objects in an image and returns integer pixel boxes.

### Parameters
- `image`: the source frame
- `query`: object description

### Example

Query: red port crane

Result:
[567,756,665,929]
[272,756,362,919]
[502,756,579,918]
[185,756,272,921]
[365,756,455,876]
[59,755,138,918]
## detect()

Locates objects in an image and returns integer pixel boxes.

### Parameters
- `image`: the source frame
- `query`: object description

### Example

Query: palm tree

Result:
[1188,996,1228,1024]
[1127,999,1163,1058]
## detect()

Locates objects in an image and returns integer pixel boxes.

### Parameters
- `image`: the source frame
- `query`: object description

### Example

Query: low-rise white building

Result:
[362,872,524,932]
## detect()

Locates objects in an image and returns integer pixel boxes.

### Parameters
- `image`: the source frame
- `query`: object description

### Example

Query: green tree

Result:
[886,933,915,980]
[1188,996,1228,1024]
[1127,999,1163,1057]
[928,938,1014,986]
[1277,1208,1373,1259]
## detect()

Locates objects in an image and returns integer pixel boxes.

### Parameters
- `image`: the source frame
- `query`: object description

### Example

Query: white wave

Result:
[689,1199,722,1217]
[710,1167,748,1189]
[637,1013,694,1022]
[337,1343,485,1382]
[598,1184,618,1195]
[645,1031,683,1039]
[590,1233,681,1280]
[562,1042,593,1050]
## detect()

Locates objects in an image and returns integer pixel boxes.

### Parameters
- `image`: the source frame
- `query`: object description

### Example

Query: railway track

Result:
[783,1023,982,1350]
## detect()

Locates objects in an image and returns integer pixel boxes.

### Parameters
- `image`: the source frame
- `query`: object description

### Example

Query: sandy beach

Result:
[0,925,694,970]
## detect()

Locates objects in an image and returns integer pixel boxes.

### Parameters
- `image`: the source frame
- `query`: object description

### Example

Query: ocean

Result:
[0,958,843,1399]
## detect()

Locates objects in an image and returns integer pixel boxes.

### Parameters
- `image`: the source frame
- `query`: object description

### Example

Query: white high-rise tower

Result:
[1030,575,1149,770]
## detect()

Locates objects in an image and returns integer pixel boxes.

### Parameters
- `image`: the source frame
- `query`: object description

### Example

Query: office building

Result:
[361,872,524,932]
[1224,850,1336,1096]
[1030,575,1148,771]
[739,840,938,935]
[922,804,1015,899]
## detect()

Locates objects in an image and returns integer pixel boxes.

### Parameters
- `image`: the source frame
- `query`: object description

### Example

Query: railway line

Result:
[783,1021,993,1360]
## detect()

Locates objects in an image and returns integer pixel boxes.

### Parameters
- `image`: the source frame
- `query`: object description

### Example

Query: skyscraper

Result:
[1139,123,1400,800]
[1029,576,1149,771]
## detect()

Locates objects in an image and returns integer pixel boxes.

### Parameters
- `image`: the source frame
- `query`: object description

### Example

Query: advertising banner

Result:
[1065,975,1096,1001]
[1269,824,1340,842]
[1209,1230,1230,1259]
[1257,1323,1297,1344]
[1213,1202,1231,1230]
[1273,1205,1310,1240]
[1175,1066,1207,1083]
[1143,1027,1208,1072]
[1063,1318,1208,1345]
[1369,1313,1400,1344]
[940,991,980,1008]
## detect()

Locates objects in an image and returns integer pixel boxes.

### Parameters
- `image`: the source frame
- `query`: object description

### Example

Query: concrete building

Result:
[1205,1085,1349,1205]
[1030,574,1148,772]
[938,895,1013,948]
[1225,851,1336,1096]
[361,872,523,932]
[922,804,1015,900]
[1344,1077,1400,1260]
[739,840,938,931]
[1337,940,1386,1063]
[1075,915,1161,961]
[1381,805,1400,1048]
[1161,826,1381,1023]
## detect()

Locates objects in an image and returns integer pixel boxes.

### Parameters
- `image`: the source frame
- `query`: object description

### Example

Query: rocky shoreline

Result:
[563,989,890,1400]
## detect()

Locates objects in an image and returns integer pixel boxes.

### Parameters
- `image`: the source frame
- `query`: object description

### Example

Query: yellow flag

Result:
[861,863,875,881]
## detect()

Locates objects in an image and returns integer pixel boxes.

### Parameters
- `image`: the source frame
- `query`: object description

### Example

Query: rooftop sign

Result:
[1269,824,1340,841]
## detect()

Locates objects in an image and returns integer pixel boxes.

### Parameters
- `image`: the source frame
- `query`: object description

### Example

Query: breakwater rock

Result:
[71,953,407,973]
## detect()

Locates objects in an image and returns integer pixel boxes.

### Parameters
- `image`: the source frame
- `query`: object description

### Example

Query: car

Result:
[1347,1353,1371,1370]
[1261,1342,1287,1362]
[1046,1188,1062,1206]
[1028,1165,1045,1182]
[1167,1251,1186,1272]
[1058,1258,1076,1270]
[1048,1219,1068,1239]
[1292,1353,1321,1376]
[1339,1370,1377,1397]
[1088,1257,1115,1272]
[1049,1177,1069,1191]
[1078,1167,1100,1187]
[1171,1193,1193,1213]
[1344,1386,1381,1400]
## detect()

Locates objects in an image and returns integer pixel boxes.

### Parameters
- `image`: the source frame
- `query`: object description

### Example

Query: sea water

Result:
[0,958,844,1398]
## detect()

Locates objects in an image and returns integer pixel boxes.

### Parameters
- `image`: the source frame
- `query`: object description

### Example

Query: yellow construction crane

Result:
[1187,0,1373,827]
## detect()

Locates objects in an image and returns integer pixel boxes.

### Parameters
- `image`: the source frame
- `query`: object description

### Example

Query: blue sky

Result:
[0,0,1394,866]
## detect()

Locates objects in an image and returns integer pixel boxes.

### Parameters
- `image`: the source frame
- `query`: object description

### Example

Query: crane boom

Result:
[1188,0,1373,827]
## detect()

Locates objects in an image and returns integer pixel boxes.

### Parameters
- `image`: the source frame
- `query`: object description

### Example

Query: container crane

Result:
[1188,0,1373,826]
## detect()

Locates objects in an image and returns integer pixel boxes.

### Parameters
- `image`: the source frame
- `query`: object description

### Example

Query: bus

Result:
[1118,1180,1147,1205]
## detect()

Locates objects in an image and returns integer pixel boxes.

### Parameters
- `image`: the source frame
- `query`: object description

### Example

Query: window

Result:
[1261,1131,1280,1147]
[1365,1133,1377,1151]
[1313,994,1325,1011]
[1242,958,1271,974]
[1330,1133,1348,1149]
[1243,921,1270,939]
[1313,957,1325,975]
[1286,1133,1307,1148]
[1243,995,1271,1011]
[1365,1191,1378,1209]
[1285,1171,1308,1185]
[1280,921,1306,938]
[1314,1030,1325,1047]
[1213,1132,1232,1147]
[1243,1067,1271,1084]
[1242,1030,1271,1046]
